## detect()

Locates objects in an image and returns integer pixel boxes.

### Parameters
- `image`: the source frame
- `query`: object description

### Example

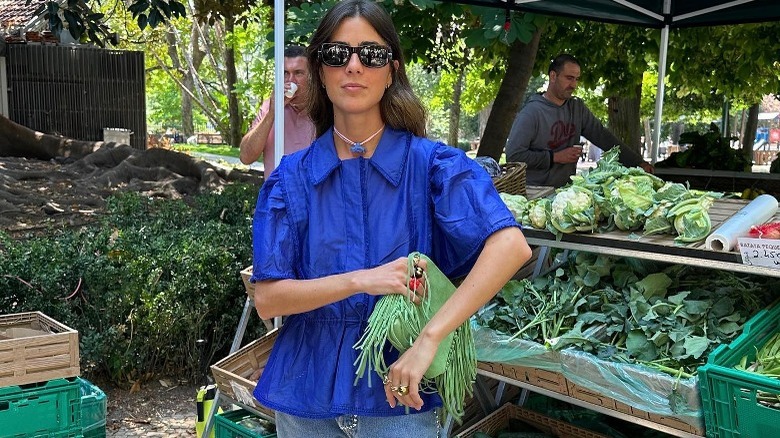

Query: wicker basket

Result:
[211,329,278,419]
[492,162,527,196]
[240,266,275,331]
[455,403,609,438]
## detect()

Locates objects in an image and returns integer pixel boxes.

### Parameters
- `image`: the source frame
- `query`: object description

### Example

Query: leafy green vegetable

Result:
[500,193,529,222]
[476,251,779,377]
[501,146,721,243]
[550,186,599,234]
[656,123,750,171]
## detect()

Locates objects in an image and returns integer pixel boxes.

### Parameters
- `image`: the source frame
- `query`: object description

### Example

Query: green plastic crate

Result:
[700,301,780,438]
[0,377,81,437]
[79,378,106,438]
[215,408,276,438]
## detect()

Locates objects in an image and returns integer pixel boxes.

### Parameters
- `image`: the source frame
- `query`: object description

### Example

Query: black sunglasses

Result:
[319,43,393,68]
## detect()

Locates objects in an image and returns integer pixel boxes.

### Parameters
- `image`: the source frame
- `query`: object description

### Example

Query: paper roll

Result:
[705,194,779,252]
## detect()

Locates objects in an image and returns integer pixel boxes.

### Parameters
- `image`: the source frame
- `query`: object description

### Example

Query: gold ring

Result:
[383,375,390,385]
[390,386,399,392]
[397,385,409,396]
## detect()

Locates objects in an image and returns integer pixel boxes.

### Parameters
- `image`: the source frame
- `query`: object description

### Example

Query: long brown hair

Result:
[305,0,427,138]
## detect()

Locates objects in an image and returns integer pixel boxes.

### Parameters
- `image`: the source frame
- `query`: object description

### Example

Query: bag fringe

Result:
[353,253,476,424]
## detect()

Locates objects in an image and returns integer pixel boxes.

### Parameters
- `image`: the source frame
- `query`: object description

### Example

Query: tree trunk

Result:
[165,29,190,138]
[478,28,542,162]
[448,69,464,148]
[607,84,643,158]
[0,115,102,159]
[671,122,684,144]
[183,22,208,138]
[743,103,760,171]
[224,17,242,148]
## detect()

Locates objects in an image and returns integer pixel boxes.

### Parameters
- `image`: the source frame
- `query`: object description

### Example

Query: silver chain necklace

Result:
[333,125,384,155]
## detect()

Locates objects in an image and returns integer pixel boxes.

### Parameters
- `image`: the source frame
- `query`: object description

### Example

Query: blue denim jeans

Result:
[275,409,441,438]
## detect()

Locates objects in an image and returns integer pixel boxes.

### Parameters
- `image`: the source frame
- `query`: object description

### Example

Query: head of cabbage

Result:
[550,186,599,234]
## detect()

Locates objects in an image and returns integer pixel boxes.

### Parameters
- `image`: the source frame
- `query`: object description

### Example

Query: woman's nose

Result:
[345,53,363,72]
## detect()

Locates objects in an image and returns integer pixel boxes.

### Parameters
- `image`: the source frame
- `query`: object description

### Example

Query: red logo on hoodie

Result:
[548,120,576,149]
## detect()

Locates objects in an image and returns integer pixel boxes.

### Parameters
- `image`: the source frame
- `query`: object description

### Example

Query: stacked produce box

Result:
[0,311,106,437]
[207,270,278,437]
[699,301,780,437]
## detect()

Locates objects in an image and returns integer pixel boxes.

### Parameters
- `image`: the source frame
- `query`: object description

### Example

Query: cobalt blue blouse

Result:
[251,127,519,419]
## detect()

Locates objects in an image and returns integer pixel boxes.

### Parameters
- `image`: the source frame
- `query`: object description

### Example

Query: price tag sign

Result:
[737,237,780,269]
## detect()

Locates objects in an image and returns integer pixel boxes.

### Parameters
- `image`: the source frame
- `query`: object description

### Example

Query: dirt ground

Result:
[0,152,263,237]
[101,378,200,436]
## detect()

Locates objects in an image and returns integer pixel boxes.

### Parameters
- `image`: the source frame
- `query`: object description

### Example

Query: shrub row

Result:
[0,183,266,385]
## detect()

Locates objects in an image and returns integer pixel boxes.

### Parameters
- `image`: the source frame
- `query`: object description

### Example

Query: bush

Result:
[0,183,265,385]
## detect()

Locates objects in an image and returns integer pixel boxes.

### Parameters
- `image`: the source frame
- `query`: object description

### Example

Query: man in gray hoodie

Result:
[506,54,654,188]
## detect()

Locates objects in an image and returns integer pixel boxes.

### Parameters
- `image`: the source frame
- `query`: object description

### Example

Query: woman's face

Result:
[320,16,394,119]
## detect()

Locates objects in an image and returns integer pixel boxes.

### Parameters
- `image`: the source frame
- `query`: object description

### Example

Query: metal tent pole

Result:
[651,0,672,164]
[273,0,285,170]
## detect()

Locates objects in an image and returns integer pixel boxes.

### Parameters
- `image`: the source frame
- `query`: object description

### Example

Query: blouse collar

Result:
[309,127,410,188]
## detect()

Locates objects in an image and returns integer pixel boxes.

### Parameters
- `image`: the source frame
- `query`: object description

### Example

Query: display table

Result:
[654,168,780,198]
[522,197,780,278]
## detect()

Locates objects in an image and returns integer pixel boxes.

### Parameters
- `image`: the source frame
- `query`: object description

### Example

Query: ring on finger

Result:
[397,385,409,396]
[390,386,399,392]
[383,375,390,385]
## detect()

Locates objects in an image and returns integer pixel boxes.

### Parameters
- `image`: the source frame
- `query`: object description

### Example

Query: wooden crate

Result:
[566,381,705,436]
[478,361,570,396]
[449,377,523,436]
[240,266,274,331]
[0,312,79,387]
[240,266,255,299]
[211,329,277,419]
[455,403,609,438]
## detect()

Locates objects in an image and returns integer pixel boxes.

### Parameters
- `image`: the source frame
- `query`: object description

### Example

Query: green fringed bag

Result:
[353,252,476,423]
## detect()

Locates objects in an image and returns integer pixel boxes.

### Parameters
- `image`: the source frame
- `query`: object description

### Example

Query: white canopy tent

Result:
[270,0,780,167]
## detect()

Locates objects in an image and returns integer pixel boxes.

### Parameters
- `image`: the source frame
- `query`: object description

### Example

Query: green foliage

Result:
[476,252,777,376]
[668,23,780,106]
[128,0,187,31]
[656,123,751,171]
[0,183,263,385]
[28,0,115,47]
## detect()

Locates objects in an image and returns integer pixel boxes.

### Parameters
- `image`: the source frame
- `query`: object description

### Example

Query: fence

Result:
[5,44,146,150]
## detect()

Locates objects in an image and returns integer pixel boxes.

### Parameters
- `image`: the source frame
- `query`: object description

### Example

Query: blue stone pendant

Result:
[350,143,366,154]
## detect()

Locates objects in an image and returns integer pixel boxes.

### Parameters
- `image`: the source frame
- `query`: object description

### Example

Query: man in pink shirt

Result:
[239,45,316,179]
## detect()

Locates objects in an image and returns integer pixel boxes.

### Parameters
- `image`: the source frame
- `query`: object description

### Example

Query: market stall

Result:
[464,177,780,437]
[469,203,778,436]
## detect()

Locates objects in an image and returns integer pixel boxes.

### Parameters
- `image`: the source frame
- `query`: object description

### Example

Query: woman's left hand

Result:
[383,335,438,410]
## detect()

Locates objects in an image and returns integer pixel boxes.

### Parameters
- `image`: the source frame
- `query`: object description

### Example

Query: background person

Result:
[505,53,654,188]
[239,45,316,179]
[249,1,532,436]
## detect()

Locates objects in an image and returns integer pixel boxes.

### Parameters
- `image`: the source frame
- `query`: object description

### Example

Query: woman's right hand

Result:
[355,257,427,304]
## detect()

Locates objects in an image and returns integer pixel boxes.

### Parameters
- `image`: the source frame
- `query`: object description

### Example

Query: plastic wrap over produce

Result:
[561,349,703,430]
[472,323,564,372]
[473,325,703,430]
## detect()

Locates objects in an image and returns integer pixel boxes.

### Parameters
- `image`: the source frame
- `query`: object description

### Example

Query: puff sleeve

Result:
[251,171,299,282]
[429,145,520,278]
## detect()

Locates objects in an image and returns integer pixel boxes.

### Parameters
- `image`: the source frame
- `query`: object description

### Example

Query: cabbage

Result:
[602,175,656,231]
[667,196,715,243]
[499,193,528,222]
[643,202,673,235]
[525,197,552,230]
[550,186,599,234]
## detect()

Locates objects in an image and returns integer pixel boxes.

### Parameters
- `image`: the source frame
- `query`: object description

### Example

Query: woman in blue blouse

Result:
[250,1,532,436]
